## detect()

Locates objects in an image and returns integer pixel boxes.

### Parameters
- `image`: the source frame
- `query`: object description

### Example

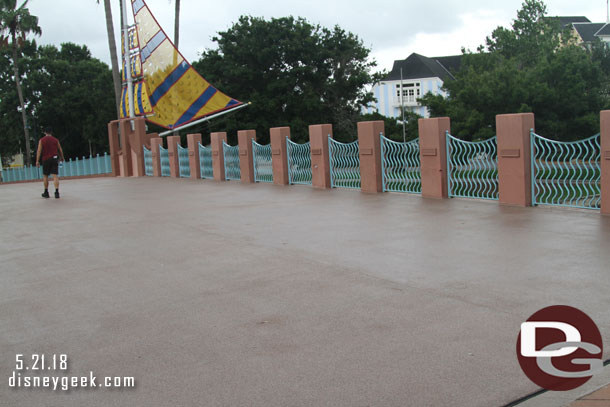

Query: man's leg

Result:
[53,174,59,198]
[42,175,50,198]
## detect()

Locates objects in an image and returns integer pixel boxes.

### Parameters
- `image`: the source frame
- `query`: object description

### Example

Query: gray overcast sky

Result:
[28,0,606,72]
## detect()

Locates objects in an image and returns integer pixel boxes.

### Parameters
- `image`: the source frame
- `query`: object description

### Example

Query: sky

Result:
[27,0,607,73]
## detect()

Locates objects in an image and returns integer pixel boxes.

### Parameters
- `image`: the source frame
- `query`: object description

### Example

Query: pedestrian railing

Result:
[223,141,241,180]
[177,144,191,178]
[198,143,213,179]
[159,145,170,177]
[329,137,360,189]
[380,135,421,193]
[531,131,601,210]
[1,153,112,182]
[286,139,312,185]
[143,146,153,176]
[446,132,498,200]
[252,140,273,183]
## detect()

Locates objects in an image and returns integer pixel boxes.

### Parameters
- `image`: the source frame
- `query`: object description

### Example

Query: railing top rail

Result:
[531,130,600,145]
[143,146,151,152]
[252,140,270,148]
[222,140,237,148]
[286,138,310,146]
[446,131,497,144]
[159,145,167,151]
[381,135,419,145]
[328,136,358,147]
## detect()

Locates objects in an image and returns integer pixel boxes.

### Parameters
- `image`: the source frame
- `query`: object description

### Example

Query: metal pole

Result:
[158,102,250,137]
[400,68,406,143]
[122,0,135,119]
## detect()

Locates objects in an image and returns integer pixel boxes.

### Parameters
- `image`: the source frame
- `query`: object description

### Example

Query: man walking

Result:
[36,127,65,199]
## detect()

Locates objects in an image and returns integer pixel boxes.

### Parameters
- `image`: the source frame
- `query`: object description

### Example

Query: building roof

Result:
[556,16,591,27]
[573,22,606,42]
[384,53,461,82]
[595,23,610,36]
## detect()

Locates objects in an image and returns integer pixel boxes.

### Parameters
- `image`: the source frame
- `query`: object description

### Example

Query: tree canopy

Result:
[192,16,378,143]
[419,0,609,141]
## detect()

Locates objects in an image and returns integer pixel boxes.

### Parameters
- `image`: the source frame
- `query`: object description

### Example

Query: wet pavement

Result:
[1,177,609,406]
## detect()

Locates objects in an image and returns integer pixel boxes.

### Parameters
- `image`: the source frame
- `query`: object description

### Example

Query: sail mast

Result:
[122,0,135,119]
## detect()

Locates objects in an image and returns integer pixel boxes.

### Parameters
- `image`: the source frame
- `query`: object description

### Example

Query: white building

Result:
[365,53,461,119]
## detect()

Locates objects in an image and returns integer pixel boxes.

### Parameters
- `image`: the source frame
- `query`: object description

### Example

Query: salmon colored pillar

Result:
[107,121,120,177]
[270,127,290,185]
[117,119,133,177]
[187,133,202,180]
[418,117,450,199]
[496,113,534,207]
[128,118,148,177]
[210,132,227,181]
[600,111,610,215]
[309,124,333,189]
[358,121,384,193]
[150,137,163,177]
[238,130,257,183]
[166,135,180,178]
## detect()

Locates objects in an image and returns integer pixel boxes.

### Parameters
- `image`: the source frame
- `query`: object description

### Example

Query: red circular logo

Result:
[516,305,603,391]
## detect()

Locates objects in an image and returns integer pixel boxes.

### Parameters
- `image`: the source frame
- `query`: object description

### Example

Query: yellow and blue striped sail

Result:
[121,0,243,129]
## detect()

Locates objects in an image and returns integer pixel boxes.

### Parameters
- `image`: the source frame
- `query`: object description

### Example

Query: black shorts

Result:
[42,158,58,176]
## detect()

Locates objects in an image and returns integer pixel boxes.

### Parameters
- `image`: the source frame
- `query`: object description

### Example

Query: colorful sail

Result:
[120,0,243,129]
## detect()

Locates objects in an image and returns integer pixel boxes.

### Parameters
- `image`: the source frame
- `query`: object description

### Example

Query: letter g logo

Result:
[516,306,603,391]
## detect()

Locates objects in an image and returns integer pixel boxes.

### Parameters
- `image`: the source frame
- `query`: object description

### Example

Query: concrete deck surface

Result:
[1,177,609,407]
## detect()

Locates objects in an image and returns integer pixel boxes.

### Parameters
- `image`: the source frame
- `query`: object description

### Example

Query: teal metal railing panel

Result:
[143,146,153,176]
[329,136,360,189]
[446,132,498,200]
[380,135,421,193]
[287,138,312,185]
[198,143,213,179]
[159,145,170,177]
[177,144,191,178]
[252,140,273,183]
[223,141,241,180]
[531,131,601,210]
[2,152,112,182]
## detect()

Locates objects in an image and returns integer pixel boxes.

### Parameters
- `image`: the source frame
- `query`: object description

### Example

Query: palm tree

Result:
[0,0,40,166]
[96,0,121,118]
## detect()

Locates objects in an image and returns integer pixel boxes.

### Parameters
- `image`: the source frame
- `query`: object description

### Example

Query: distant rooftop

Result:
[384,53,461,82]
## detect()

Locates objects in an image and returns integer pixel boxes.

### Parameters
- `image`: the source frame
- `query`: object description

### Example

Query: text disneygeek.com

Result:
[7,354,135,391]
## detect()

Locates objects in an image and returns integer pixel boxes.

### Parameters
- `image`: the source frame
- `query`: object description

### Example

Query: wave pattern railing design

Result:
[177,144,191,178]
[159,145,170,177]
[223,141,241,180]
[143,146,153,176]
[380,136,421,193]
[286,139,312,185]
[1,153,112,182]
[446,132,498,200]
[329,137,360,189]
[531,132,601,209]
[198,143,213,179]
[252,140,273,183]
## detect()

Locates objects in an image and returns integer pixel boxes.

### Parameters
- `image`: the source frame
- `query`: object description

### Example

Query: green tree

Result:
[420,0,608,141]
[0,0,40,165]
[193,16,377,143]
[25,43,116,158]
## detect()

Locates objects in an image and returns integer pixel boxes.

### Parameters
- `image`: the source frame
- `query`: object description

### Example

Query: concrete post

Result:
[238,130,256,183]
[418,117,450,199]
[107,121,120,177]
[150,137,163,177]
[117,119,133,177]
[166,135,181,178]
[496,113,535,207]
[600,111,610,215]
[187,133,202,180]
[358,121,384,193]
[270,127,290,185]
[309,124,333,189]
[129,118,148,177]
[210,132,227,181]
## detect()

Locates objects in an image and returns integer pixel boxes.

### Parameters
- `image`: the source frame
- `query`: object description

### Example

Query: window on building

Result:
[395,82,421,103]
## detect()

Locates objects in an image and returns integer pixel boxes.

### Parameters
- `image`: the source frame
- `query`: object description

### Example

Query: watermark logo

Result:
[516,305,603,391]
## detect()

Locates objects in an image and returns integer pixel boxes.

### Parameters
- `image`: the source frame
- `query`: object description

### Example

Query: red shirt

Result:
[40,135,59,161]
